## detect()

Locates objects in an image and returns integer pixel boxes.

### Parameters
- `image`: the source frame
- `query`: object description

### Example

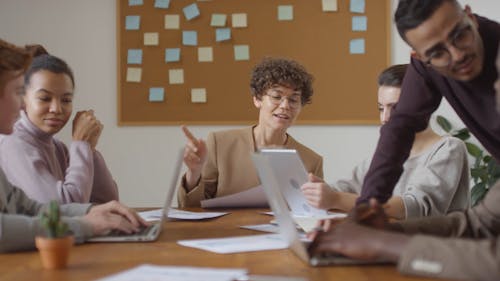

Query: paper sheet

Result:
[292,213,347,233]
[278,5,293,21]
[144,32,159,46]
[183,30,198,46]
[126,67,142,82]
[164,14,180,29]
[97,264,247,281]
[322,0,337,11]
[198,47,213,62]
[165,48,180,62]
[211,14,226,27]
[200,185,267,208]
[239,223,280,233]
[148,88,164,102]
[178,234,288,254]
[350,38,365,54]
[125,15,140,30]
[191,88,207,103]
[183,3,200,20]
[216,28,231,42]
[350,0,366,13]
[139,209,228,221]
[352,16,367,31]
[154,0,170,9]
[169,69,184,84]
[127,49,142,64]
[234,45,250,61]
[231,13,247,28]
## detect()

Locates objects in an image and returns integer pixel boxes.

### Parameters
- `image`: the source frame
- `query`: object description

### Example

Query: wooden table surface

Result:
[0,208,446,281]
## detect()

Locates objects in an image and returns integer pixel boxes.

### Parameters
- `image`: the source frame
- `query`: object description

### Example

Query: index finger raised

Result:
[181,125,199,145]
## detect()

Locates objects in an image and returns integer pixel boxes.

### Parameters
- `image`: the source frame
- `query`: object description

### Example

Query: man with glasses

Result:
[308,1,500,280]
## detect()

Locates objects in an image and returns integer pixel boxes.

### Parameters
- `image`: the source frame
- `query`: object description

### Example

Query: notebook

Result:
[258,149,326,217]
[252,152,388,266]
[88,149,183,242]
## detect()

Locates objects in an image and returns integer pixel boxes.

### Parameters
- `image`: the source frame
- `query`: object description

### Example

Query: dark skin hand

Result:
[308,198,410,262]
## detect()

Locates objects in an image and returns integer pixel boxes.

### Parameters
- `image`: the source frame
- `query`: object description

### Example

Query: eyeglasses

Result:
[265,92,302,109]
[424,19,476,68]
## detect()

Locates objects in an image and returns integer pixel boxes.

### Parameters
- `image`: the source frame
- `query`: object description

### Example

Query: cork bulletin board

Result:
[117,0,391,125]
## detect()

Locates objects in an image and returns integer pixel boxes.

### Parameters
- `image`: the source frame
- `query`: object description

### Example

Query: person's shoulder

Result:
[211,127,252,142]
[430,135,467,155]
[287,135,322,160]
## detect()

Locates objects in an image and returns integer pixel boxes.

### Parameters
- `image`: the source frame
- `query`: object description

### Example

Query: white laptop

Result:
[88,149,183,242]
[252,152,388,266]
[258,149,326,217]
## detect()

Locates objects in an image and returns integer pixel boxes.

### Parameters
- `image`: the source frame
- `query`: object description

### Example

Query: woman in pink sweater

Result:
[0,51,118,204]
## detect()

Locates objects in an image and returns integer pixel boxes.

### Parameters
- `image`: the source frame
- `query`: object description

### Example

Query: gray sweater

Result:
[0,169,93,253]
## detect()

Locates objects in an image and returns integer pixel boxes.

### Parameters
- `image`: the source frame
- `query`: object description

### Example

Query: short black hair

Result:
[395,0,459,42]
[378,64,408,87]
[250,57,314,105]
[25,54,75,88]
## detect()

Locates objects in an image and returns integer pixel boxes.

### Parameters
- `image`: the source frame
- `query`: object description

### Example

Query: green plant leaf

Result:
[466,142,483,158]
[471,182,488,206]
[436,115,452,132]
[453,128,470,140]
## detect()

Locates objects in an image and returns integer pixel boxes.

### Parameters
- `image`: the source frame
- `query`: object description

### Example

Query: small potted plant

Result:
[35,200,74,269]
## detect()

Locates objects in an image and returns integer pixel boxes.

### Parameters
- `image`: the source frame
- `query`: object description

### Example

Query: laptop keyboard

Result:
[109,224,157,237]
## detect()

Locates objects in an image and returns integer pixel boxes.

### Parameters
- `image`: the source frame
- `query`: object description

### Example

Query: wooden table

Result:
[0,208,444,281]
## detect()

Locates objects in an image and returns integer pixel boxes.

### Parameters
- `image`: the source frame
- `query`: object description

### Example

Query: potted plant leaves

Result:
[35,200,74,269]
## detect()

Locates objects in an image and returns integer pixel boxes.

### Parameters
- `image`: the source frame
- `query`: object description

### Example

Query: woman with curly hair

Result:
[178,57,323,207]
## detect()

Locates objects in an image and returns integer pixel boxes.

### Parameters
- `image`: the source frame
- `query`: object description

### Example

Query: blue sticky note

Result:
[350,0,365,13]
[125,15,140,30]
[352,16,367,31]
[127,49,142,64]
[128,0,143,6]
[182,31,197,46]
[183,3,200,21]
[154,0,170,9]
[149,88,165,102]
[215,28,231,42]
[165,48,180,62]
[350,39,365,54]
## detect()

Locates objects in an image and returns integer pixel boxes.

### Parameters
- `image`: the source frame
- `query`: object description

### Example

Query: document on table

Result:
[97,264,247,281]
[292,213,347,233]
[200,185,268,208]
[138,208,228,222]
[178,234,288,254]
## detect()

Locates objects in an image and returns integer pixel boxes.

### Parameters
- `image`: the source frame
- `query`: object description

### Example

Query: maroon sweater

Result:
[358,15,500,204]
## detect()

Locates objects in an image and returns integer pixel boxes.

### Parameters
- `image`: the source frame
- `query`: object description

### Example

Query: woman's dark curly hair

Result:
[250,57,314,105]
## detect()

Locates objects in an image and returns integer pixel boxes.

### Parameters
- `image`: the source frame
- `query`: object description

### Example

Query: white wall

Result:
[0,0,498,207]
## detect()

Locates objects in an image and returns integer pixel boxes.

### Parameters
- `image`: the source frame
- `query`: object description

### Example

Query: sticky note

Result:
[234,45,250,61]
[211,14,227,27]
[215,28,231,42]
[183,31,197,46]
[165,15,180,29]
[198,47,213,62]
[144,32,159,46]
[322,0,338,12]
[350,38,365,54]
[125,15,140,30]
[126,67,142,82]
[278,5,293,21]
[154,0,170,9]
[149,88,165,102]
[352,16,367,31]
[128,0,143,6]
[169,69,184,84]
[191,88,207,103]
[183,3,200,21]
[165,48,181,62]
[232,13,247,28]
[350,0,365,13]
[127,49,142,64]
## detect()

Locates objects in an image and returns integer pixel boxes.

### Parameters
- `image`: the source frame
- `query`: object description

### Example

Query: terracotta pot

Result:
[35,235,74,269]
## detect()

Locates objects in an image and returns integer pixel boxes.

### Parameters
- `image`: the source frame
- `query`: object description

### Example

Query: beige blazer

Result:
[177,127,323,207]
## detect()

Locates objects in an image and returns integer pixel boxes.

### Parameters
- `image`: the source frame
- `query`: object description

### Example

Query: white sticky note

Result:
[169,69,184,84]
[234,45,250,61]
[183,30,197,46]
[198,47,213,62]
[232,13,247,28]
[278,5,293,21]
[126,67,142,82]
[211,14,226,27]
[165,14,180,29]
[191,88,207,103]
[183,3,200,20]
[215,28,231,42]
[149,87,165,102]
[154,0,170,9]
[352,16,367,31]
[125,15,140,30]
[144,32,159,46]
[350,38,365,54]
[350,0,365,13]
[322,0,338,12]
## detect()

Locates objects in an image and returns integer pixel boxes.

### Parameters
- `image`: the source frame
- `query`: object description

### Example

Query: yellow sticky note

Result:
[126,67,142,83]
[165,14,180,29]
[322,0,338,12]
[169,69,184,84]
[144,32,159,46]
[232,13,247,28]
[191,88,207,103]
[198,47,213,62]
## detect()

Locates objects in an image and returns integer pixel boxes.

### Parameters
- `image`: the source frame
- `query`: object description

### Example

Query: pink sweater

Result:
[0,111,118,204]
